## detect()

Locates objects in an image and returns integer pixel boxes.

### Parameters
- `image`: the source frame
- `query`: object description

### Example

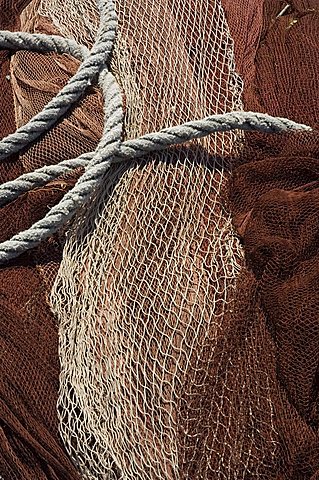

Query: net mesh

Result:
[49,0,247,478]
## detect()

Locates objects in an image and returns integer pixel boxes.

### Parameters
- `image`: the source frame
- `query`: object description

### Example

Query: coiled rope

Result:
[0,0,311,263]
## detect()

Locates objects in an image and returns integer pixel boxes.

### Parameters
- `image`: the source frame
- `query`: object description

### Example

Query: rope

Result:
[0,30,89,60]
[0,112,310,207]
[0,0,311,263]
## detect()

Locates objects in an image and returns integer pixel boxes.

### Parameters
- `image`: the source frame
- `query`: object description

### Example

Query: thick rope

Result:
[0,1,311,263]
[0,30,89,60]
[0,112,310,207]
[0,71,122,263]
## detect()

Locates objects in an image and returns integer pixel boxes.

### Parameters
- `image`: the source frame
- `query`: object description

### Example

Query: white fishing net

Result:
[42,0,249,477]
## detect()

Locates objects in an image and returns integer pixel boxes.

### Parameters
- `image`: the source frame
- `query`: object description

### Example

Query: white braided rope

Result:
[0,0,117,161]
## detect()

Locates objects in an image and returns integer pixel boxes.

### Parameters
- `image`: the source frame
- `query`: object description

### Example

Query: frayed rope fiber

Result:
[0,0,311,263]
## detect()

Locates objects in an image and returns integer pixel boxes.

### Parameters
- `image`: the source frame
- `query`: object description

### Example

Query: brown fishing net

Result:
[1,0,319,478]
[225,1,319,477]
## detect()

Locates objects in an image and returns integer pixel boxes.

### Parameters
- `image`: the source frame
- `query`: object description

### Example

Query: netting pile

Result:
[0,0,319,479]
[50,1,245,478]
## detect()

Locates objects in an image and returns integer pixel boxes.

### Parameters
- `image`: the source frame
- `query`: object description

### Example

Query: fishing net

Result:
[1,0,319,479]
[227,1,319,477]
[46,1,245,478]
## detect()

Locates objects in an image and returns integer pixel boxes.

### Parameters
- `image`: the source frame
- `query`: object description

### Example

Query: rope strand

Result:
[0,111,310,208]
[0,30,89,59]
